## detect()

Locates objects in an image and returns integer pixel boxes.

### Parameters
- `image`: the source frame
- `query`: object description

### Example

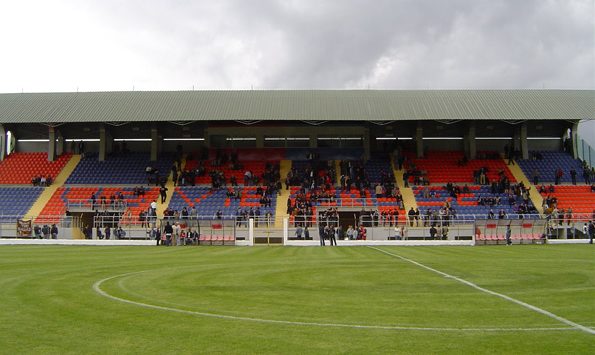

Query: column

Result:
[415,122,424,158]
[248,218,254,246]
[0,124,5,161]
[99,126,107,161]
[150,127,159,161]
[467,122,476,159]
[512,127,521,155]
[520,122,528,160]
[309,133,317,148]
[570,122,579,159]
[256,134,264,148]
[48,126,56,162]
[363,128,370,161]
[56,129,64,156]
[283,217,288,245]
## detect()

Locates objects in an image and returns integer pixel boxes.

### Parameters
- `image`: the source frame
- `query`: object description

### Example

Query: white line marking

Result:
[92,271,574,333]
[367,246,595,335]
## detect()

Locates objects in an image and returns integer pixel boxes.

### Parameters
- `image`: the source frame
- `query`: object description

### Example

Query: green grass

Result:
[0,245,593,354]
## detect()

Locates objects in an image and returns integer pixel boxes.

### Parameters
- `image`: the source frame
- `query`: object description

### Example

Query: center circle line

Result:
[92,271,575,333]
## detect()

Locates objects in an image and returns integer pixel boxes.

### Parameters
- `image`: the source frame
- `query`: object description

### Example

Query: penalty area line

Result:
[367,246,595,336]
[93,271,573,333]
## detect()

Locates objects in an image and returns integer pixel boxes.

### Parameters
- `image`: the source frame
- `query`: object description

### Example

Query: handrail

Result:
[67,199,127,211]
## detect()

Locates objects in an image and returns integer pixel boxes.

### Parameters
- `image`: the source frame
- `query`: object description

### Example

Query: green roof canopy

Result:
[0,90,593,124]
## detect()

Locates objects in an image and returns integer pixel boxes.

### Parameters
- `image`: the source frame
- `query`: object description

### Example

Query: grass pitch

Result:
[0,244,593,354]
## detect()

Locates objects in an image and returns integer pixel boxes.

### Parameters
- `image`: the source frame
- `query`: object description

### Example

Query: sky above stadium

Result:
[0,0,593,93]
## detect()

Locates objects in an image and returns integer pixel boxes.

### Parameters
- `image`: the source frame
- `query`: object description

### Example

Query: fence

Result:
[2,214,593,245]
[0,215,77,238]
[67,198,127,211]
[575,134,594,169]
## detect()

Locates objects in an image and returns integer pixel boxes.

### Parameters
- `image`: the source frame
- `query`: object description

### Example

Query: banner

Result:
[17,219,32,238]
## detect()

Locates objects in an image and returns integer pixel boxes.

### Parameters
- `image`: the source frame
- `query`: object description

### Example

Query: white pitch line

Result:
[93,271,573,333]
[367,246,595,336]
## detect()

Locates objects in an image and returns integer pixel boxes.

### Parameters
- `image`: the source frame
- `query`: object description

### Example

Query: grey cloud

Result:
[1,0,593,92]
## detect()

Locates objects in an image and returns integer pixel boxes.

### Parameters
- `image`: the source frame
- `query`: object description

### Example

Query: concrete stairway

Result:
[25,154,81,219]
[25,154,83,239]
[391,156,417,210]
[274,160,292,227]
[505,159,544,214]
[156,157,184,218]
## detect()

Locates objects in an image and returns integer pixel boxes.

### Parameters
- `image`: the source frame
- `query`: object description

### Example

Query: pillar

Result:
[520,122,528,160]
[150,128,159,161]
[0,124,5,161]
[570,121,579,159]
[256,134,264,148]
[248,218,254,246]
[309,133,317,148]
[48,126,56,162]
[283,217,288,245]
[99,125,111,161]
[415,122,424,158]
[512,127,521,154]
[55,129,64,156]
[466,122,476,159]
[363,128,371,161]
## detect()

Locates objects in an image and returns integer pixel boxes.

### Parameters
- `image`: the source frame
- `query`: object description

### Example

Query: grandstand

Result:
[0,89,593,243]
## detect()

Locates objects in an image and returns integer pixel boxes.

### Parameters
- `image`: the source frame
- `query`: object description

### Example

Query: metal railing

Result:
[2,212,593,243]
[67,199,127,211]
[308,197,404,208]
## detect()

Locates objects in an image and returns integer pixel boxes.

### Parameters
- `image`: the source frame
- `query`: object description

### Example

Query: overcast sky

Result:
[0,0,593,93]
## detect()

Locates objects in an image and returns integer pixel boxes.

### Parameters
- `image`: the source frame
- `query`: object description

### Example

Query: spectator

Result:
[532,169,540,185]
[33,225,42,239]
[295,225,303,239]
[430,225,437,239]
[555,168,563,185]
[42,224,50,239]
[570,169,577,185]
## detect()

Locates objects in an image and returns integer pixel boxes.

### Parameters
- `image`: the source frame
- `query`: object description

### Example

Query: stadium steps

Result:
[391,156,405,188]
[335,160,341,185]
[390,155,416,210]
[400,187,418,211]
[275,159,292,227]
[274,188,290,228]
[505,158,544,214]
[24,154,81,219]
[155,158,182,218]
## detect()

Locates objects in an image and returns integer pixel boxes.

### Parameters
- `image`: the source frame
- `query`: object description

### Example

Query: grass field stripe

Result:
[368,246,595,336]
[93,272,573,333]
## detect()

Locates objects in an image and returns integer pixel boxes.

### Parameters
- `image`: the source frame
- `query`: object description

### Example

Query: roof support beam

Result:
[99,125,113,162]
[416,122,424,159]
[55,128,64,157]
[520,122,529,160]
[48,126,56,162]
[0,124,5,161]
[150,127,159,162]
[465,121,476,160]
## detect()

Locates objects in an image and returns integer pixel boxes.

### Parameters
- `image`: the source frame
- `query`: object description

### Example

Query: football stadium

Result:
[0,89,594,353]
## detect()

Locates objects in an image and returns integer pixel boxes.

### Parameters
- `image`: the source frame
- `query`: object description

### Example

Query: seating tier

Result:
[517,151,585,183]
[541,185,595,214]
[0,187,44,219]
[169,186,277,218]
[414,185,536,217]
[407,151,515,184]
[37,186,160,224]
[0,153,71,184]
[66,153,173,184]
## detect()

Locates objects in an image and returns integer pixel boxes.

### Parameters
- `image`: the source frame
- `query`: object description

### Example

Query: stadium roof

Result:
[0,90,593,124]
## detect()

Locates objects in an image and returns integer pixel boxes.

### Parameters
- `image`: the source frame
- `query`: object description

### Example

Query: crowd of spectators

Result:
[90,191,128,210]
[31,175,53,186]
